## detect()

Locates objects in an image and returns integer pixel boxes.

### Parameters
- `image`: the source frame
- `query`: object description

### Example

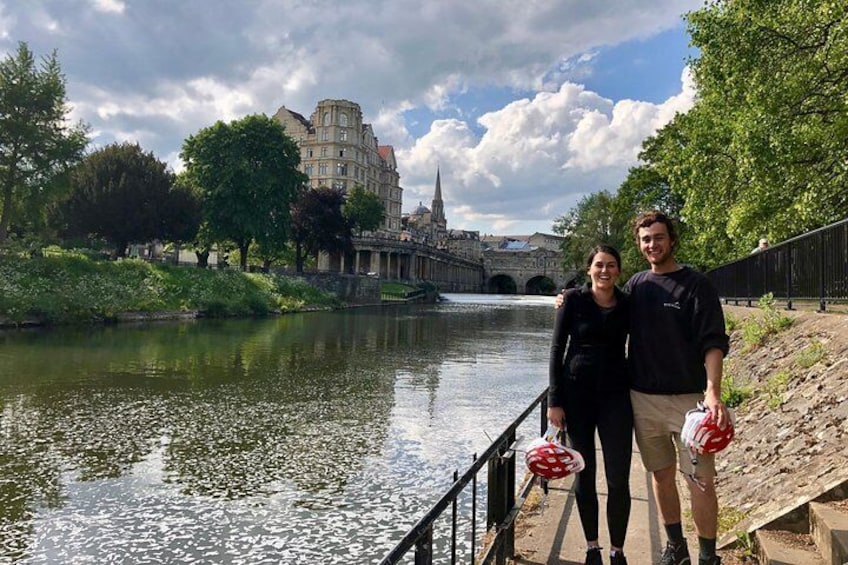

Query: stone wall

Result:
[299,272,381,305]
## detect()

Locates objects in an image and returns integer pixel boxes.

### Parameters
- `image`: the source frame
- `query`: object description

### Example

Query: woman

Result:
[548,245,632,565]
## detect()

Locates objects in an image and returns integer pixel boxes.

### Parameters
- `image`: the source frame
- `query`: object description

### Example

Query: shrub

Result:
[795,340,826,369]
[721,370,754,408]
[740,293,793,349]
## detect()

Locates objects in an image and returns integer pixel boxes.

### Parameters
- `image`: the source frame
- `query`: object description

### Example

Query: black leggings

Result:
[564,387,633,548]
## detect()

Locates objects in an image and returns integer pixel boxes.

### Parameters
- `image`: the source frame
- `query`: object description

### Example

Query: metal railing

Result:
[706,217,848,311]
[378,389,549,565]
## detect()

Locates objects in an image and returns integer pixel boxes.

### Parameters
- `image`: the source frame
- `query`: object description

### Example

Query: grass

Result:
[795,340,827,369]
[765,370,791,409]
[721,369,754,409]
[740,293,794,350]
[0,255,340,325]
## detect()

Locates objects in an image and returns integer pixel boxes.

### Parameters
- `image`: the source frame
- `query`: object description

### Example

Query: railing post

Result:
[414,524,434,565]
[818,230,826,312]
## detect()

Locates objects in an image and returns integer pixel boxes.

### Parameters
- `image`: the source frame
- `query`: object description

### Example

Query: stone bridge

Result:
[317,237,573,294]
[482,248,574,294]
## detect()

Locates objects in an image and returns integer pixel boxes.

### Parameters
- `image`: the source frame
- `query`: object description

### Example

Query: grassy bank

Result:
[0,255,341,326]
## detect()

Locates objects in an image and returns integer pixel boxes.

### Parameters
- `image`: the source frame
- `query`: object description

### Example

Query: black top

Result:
[624,267,730,394]
[548,283,630,407]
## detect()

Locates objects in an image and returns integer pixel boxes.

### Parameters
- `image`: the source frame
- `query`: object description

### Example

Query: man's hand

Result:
[554,289,565,308]
[703,392,730,429]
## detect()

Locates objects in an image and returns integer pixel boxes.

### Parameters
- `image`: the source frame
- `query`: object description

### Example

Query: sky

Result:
[0,0,702,236]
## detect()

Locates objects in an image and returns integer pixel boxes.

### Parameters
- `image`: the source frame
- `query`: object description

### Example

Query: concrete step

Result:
[809,501,848,565]
[756,529,825,565]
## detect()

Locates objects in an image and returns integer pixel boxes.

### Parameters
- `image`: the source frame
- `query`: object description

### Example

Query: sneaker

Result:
[659,540,691,565]
[698,556,721,565]
[585,547,603,565]
[610,550,628,565]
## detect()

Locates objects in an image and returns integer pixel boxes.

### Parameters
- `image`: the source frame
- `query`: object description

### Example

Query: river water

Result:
[0,294,555,564]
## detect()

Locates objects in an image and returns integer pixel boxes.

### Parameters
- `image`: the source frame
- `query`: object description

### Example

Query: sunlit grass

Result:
[0,255,340,325]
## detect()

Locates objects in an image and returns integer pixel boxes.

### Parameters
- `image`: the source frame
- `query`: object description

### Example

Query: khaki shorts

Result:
[630,390,716,479]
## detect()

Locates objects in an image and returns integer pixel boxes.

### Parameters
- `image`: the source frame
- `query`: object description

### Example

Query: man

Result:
[556,211,730,565]
[750,238,769,254]
[626,211,730,565]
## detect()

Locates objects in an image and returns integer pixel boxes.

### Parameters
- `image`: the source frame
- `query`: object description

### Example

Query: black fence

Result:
[378,389,549,565]
[706,218,848,311]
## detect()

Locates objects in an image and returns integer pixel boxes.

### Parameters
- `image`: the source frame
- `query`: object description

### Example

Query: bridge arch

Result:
[524,275,557,295]
[486,274,518,294]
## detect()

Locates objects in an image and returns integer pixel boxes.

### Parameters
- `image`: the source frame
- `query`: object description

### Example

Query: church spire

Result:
[431,166,446,229]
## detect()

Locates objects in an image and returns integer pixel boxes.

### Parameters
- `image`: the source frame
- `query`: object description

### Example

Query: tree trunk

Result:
[295,241,304,273]
[239,242,249,271]
[196,249,210,268]
[0,176,16,244]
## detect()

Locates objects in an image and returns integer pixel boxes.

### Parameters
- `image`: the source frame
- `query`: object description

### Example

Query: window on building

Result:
[319,163,327,175]
[339,129,347,142]
[321,129,329,141]
[337,163,348,176]
[322,112,330,126]
[333,180,346,191]
[339,149,346,158]
[321,146,328,157]
[304,164,313,176]
[307,149,313,158]
[339,113,348,126]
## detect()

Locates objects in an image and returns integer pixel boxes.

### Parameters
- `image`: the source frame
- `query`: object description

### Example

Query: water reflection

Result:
[0,296,555,563]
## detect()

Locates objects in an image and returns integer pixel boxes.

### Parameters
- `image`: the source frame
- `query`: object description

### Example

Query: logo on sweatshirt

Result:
[663,301,681,310]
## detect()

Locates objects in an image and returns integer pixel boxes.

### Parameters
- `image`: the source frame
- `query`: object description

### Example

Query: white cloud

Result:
[397,67,696,234]
[0,0,703,234]
[91,0,125,14]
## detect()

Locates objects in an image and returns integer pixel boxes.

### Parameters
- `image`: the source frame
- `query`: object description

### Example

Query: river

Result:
[0,294,556,564]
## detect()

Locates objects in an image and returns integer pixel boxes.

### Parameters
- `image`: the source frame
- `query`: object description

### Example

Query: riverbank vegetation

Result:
[0,254,340,326]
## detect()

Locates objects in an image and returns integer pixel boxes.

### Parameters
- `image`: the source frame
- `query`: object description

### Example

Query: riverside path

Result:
[510,439,710,565]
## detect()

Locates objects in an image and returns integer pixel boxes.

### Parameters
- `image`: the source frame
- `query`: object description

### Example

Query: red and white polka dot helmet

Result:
[681,402,736,455]
[525,436,585,480]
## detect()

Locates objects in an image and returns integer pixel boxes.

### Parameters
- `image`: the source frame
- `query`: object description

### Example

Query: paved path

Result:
[510,440,703,565]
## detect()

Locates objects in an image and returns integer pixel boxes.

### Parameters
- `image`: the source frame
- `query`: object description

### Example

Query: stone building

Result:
[272,99,403,235]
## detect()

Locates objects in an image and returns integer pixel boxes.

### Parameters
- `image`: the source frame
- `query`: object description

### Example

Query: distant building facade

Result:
[273,99,403,235]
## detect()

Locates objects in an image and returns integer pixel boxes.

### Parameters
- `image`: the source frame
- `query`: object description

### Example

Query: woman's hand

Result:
[547,406,566,429]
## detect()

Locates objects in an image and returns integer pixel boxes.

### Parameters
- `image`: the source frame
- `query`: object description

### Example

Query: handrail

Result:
[706,216,848,311]
[378,388,549,564]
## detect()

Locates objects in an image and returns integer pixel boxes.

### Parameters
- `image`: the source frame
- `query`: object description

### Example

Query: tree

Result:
[180,114,306,270]
[344,184,385,236]
[553,190,625,277]
[613,165,686,274]
[290,186,353,274]
[0,42,89,244]
[57,142,200,256]
[639,0,848,265]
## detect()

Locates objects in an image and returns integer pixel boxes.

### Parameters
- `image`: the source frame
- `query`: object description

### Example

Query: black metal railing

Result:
[706,217,848,311]
[378,389,549,565]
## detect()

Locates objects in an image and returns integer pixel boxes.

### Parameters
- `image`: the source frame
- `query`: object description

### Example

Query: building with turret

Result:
[273,99,403,235]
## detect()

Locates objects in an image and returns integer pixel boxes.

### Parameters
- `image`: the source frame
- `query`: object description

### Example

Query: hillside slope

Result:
[716,305,848,546]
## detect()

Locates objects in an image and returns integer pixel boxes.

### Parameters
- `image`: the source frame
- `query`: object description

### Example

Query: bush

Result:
[0,256,338,325]
[740,293,793,349]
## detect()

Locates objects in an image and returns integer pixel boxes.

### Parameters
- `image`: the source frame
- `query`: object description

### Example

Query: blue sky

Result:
[0,0,703,235]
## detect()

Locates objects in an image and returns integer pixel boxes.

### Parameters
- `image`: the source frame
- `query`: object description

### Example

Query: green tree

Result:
[0,42,89,244]
[613,164,687,274]
[57,142,200,256]
[344,184,385,236]
[290,186,352,274]
[553,190,625,278]
[180,114,305,270]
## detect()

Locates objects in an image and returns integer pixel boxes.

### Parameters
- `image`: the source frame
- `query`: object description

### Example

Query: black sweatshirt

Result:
[548,284,630,408]
[624,267,730,395]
